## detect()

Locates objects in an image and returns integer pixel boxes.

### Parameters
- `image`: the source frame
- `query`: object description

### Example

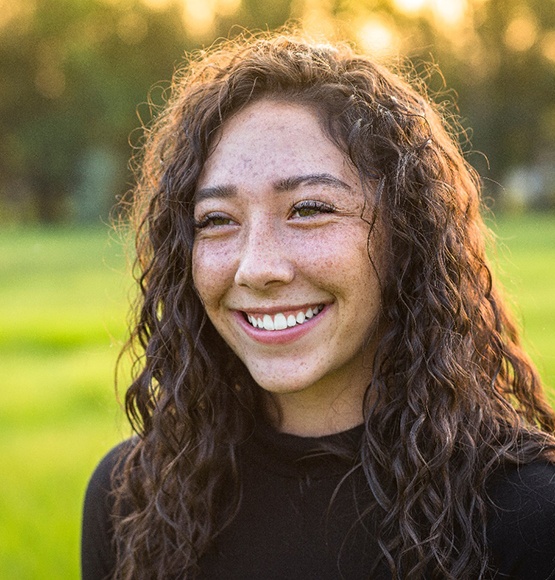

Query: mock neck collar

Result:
[243,420,364,479]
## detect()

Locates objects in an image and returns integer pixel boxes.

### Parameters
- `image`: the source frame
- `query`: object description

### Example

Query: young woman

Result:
[82,32,555,579]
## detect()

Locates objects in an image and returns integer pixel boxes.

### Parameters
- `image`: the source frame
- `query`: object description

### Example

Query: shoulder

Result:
[81,439,136,580]
[83,438,138,524]
[83,439,136,523]
[488,461,555,527]
[487,461,555,579]
[85,439,135,497]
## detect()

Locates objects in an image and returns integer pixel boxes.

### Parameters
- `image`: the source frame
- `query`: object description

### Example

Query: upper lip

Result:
[234,303,328,316]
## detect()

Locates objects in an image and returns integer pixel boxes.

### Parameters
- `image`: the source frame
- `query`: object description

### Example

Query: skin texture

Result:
[192,100,383,436]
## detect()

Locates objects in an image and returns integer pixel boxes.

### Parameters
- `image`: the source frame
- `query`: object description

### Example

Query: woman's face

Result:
[192,100,383,431]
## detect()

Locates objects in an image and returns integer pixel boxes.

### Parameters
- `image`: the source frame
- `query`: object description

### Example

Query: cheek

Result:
[304,226,376,279]
[321,231,383,313]
[192,242,236,306]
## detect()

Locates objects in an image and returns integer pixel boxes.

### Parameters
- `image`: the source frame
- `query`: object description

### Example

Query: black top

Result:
[82,423,555,579]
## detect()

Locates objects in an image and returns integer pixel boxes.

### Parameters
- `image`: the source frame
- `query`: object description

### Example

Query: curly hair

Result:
[113,30,555,579]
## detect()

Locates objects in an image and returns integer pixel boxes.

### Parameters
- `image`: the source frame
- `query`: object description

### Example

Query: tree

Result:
[1,0,553,223]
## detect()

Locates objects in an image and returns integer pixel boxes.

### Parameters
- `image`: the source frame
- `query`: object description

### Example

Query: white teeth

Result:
[246,305,324,331]
[274,313,287,330]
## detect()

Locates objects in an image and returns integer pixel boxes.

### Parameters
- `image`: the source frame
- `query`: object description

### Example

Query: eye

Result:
[194,212,236,230]
[290,200,336,219]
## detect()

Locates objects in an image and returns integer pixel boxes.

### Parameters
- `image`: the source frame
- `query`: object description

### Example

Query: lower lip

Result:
[234,306,330,345]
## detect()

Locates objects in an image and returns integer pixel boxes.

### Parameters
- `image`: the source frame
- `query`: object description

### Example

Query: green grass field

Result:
[1,214,554,579]
[488,213,555,402]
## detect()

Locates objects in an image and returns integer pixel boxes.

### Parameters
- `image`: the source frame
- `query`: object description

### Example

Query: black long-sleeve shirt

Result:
[82,423,555,579]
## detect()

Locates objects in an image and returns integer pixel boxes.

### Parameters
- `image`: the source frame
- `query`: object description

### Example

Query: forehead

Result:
[197,100,356,190]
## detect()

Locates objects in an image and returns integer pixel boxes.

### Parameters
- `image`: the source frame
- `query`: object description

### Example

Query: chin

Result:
[252,377,312,394]
[247,369,318,395]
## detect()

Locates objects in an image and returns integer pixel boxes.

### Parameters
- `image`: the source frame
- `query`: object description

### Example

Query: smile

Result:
[244,305,325,331]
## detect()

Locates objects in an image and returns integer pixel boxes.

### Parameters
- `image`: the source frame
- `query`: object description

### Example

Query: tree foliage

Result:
[0,0,553,223]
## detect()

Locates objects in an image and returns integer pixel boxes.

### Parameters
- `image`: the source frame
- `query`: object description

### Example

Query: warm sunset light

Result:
[357,17,397,55]
[542,31,555,63]
[4,0,555,577]
[180,0,241,38]
[217,0,241,17]
[505,14,538,52]
[0,0,34,30]
[393,0,427,15]
[394,0,467,27]
[301,1,335,41]
[432,0,467,26]
[182,0,216,37]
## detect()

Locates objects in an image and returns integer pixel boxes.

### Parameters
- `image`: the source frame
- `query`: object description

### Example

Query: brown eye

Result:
[210,216,232,226]
[295,206,319,218]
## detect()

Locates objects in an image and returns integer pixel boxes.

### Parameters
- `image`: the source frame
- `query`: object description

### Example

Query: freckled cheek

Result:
[291,229,375,278]
[192,243,238,303]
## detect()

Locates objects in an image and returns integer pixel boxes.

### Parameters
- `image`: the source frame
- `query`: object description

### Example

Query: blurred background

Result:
[1,0,554,577]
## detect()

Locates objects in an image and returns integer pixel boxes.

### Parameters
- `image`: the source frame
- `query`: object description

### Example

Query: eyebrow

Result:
[194,173,352,203]
[194,184,238,204]
[274,173,352,193]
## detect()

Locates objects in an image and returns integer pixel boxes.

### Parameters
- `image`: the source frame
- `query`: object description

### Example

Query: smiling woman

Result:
[82,31,555,580]
[192,100,382,435]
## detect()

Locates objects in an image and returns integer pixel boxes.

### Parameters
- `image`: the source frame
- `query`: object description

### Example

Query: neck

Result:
[265,383,367,437]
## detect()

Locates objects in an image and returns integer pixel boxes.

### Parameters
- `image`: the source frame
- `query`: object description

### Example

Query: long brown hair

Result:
[114,30,555,579]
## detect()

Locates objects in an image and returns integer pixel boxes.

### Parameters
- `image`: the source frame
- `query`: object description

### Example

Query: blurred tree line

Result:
[0,0,554,224]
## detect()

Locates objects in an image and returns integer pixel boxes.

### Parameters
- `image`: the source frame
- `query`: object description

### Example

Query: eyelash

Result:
[194,200,336,230]
[193,213,234,230]
[290,200,336,218]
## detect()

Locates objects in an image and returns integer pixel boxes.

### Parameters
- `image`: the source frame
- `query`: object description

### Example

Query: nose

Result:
[234,222,295,290]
